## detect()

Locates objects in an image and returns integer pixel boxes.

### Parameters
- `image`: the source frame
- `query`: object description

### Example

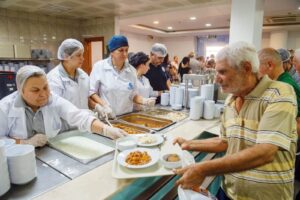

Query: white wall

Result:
[121,31,161,54]
[121,31,195,61]
[288,31,300,50]
[160,36,195,61]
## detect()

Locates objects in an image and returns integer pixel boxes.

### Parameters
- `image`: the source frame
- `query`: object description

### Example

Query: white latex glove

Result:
[103,104,115,119]
[20,133,48,147]
[142,97,156,107]
[102,125,128,140]
[95,104,115,119]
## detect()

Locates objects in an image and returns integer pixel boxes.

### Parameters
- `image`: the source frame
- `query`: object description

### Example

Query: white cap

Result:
[57,38,83,60]
[16,65,46,91]
[151,43,167,57]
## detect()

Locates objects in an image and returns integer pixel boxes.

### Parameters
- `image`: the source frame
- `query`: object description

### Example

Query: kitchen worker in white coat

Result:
[89,35,156,116]
[129,51,160,98]
[0,65,127,147]
[47,38,92,109]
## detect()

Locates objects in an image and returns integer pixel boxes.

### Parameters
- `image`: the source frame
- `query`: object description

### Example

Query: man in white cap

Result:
[145,43,171,103]
[0,65,127,147]
[278,48,300,86]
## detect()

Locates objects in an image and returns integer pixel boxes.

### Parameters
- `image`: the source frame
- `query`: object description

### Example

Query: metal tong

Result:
[104,113,113,127]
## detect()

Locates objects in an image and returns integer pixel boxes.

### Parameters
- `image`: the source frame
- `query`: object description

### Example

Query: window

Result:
[205,46,224,59]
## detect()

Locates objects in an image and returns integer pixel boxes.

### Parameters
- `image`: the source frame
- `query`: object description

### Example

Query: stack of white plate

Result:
[169,85,177,106]
[6,144,37,185]
[0,140,10,196]
[203,100,215,120]
[201,84,214,100]
[189,96,205,120]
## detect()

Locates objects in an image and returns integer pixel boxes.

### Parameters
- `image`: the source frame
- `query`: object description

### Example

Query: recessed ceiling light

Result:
[153,21,159,24]
[190,16,196,20]
[205,23,212,27]
[167,26,173,30]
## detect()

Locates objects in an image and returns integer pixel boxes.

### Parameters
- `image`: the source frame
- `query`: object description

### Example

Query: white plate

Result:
[136,134,164,147]
[117,148,159,169]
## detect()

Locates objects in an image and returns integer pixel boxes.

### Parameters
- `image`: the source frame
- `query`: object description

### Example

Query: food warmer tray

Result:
[48,130,115,164]
[110,120,152,134]
[140,108,188,122]
[118,113,174,131]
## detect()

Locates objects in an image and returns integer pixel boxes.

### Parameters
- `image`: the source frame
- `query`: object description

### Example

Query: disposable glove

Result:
[20,133,47,147]
[95,104,115,119]
[102,125,128,139]
[142,97,156,107]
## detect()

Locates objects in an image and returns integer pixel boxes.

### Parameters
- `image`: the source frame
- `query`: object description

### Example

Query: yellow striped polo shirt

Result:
[220,76,297,200]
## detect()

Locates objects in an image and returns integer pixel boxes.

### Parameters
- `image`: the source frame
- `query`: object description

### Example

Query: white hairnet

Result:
[57,38,84,60]
[16,65,46,91]
[151,43,167,57]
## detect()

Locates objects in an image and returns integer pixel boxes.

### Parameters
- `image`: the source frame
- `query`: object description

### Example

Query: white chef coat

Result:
[89,57,138,116]
[0,91,96,139]
[137,75,158,98]
[47,63,89,109]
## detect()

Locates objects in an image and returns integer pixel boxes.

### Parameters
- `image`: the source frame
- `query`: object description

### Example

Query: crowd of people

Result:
[1,34,300,199]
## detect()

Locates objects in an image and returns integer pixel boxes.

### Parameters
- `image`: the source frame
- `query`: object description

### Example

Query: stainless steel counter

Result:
[1,107,217,200]
[2,136,115,199]
[36,145,115,179]
[1,159,69,200]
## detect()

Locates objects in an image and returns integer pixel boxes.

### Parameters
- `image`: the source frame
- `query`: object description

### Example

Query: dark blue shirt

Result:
[145,63,169,91]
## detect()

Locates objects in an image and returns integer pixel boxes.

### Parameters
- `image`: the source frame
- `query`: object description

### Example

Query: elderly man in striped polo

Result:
[174,41,297,200]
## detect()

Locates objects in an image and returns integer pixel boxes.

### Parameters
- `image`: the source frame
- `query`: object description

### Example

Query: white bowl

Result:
[116,137,137,151]
[160,153,182,169]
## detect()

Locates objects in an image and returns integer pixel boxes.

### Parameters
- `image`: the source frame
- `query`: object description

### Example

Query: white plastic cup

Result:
[175,87,184,106]
[214,105,221,118]
[187,88,199,108]
[170,85,177,106]
[203,100,215,120]
[189,96,205,120]
[201,84,214,100]
[160,92,170,106]
[6,144,37,185]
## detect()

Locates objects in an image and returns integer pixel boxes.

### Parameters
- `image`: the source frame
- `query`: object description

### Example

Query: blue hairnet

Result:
[277,48,291,62]
[108,35,129,52]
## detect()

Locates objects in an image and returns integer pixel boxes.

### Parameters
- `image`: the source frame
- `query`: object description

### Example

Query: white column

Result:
[114,16,120,35]
[229,0,265,49]
[270,30,288,49]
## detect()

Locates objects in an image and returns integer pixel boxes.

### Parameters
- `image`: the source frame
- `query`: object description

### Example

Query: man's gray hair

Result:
[216,41,259,73]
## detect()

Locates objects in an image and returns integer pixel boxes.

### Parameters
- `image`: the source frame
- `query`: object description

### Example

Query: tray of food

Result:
[112,136,191,179]
[141,108,187,122]
[118,113,174,131]
[48,130,115,164]
[110,121,151,134]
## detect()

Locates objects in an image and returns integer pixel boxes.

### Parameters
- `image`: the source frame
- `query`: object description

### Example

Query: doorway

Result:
[82,37,104,75]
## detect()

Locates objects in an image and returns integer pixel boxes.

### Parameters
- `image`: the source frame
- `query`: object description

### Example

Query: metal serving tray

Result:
[141,108,187,122]
[48,130,115,164]
[118,113,174,131]
[110,120,151,134]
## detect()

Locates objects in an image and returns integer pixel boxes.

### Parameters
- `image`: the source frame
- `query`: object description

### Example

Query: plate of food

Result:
[136,134,164,147]
[117,148,159,169]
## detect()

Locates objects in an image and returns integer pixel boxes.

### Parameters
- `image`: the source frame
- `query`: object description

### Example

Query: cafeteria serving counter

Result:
[1,108,221,200]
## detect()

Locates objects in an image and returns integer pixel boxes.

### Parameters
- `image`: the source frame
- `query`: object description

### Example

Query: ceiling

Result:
[1,0,300,37]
